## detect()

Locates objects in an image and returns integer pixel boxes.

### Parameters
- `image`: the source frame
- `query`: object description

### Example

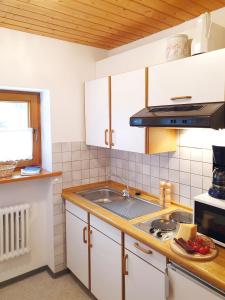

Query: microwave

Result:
[194,193,225,248]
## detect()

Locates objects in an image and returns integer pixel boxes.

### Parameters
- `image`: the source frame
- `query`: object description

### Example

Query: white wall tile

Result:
[169,169,179,183]
[62,142,71,152]
[180,159,190,172]
[180,184,190,198]
[72,161,81,171]
[202,149,212,163]
[143,164,151,175]
[191,187,203,199]
[169,158,179,170]
[191,174,202,188]
[53,153,62,163]
[71,141,81,151]
[203,163,213,177]
[179,147,191,160]
[203,176,212,190]
[150,155,159,166]
[180,172,190,185]
[190,161,202,175]
[72,151,81,161]
[151,166,159,178]
[160,168,169,180]
[52,143,62,153]
[160,156,169,168]
[180,196,191,207]
[190,148,203,161]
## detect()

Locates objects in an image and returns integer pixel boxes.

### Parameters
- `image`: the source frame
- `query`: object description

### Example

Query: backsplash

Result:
[110,129,214,209]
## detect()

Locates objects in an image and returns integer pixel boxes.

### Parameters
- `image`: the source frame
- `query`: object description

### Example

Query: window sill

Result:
[0,170,62,185]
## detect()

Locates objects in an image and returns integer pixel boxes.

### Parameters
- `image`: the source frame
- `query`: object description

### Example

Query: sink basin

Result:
[76,188,161,220]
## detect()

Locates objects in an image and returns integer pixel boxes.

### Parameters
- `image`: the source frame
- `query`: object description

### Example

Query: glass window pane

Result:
[0,101,29,129]
[0,129,33,162]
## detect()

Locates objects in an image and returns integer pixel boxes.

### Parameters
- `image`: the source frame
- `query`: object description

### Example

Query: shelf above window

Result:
[0,170,62,185]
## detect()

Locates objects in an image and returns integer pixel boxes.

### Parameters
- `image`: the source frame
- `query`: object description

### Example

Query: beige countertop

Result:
[62,180,225,293]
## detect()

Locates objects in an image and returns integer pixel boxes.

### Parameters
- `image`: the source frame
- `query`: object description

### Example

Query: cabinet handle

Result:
[89,229,93,248]
[110,129,115,147]
[123,254,128,276]
[104,129,109,146]
[134,242,153,254]
[83,226,87,244]
[170,96,192,100]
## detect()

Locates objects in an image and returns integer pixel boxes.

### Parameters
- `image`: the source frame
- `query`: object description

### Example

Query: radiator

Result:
[0,204,30,262]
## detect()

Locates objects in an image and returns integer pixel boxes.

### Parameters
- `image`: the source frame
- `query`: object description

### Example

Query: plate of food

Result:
[170,224,218,261]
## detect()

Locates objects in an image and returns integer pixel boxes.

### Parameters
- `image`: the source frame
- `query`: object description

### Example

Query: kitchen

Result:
[0,1,225,299]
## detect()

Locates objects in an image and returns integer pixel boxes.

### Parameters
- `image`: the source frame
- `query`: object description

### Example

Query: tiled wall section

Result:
[110,130,214,209]
[51,129,217,272]
[52,141,110,272]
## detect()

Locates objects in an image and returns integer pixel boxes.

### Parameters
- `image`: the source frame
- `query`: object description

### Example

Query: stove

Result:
[134,210,193,241]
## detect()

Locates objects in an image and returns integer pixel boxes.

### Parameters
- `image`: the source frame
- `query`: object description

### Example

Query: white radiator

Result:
[0,204,30,262]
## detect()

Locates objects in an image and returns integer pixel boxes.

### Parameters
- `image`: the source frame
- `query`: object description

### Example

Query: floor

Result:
[0,271,91,300]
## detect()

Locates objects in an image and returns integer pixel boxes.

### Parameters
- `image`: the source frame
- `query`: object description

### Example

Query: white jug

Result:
[191,12,212,56]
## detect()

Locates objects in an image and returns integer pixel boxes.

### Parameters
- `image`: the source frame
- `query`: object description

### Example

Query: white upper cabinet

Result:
[148,48,225,106]
[111,69,146,153]
[85,77,110,148]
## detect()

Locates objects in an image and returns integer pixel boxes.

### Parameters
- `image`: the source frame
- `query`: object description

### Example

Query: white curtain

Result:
[0,128,33,162]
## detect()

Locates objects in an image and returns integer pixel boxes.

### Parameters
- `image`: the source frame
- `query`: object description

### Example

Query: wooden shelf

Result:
[0,169,62,185]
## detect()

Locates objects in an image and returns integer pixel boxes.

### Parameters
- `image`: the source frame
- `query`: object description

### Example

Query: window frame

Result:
[0,90,41,168]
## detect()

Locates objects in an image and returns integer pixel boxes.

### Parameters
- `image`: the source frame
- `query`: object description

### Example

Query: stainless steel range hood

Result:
[130,102,225,130]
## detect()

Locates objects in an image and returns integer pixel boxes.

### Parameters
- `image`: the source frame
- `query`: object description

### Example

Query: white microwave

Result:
[194,193,225,248]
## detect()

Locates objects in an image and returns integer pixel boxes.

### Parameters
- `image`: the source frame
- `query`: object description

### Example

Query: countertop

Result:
[62,180,225,292]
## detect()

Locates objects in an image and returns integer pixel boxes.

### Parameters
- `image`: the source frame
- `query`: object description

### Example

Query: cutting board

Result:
[170,237,218,261]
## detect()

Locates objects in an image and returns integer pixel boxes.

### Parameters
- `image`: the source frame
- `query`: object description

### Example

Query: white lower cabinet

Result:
[124,249,166,300]
[124,235,167,300]
[90,227,122,300]
[66,210,89,288]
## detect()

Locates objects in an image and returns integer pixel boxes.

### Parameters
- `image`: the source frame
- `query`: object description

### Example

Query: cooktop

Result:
[134,210,193,241]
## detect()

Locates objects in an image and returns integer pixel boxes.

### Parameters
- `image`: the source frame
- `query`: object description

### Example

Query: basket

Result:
[0,162,17,178]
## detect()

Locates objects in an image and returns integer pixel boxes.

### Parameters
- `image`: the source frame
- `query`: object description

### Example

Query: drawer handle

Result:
[83,226,87,244]
[89,229,93,248]
[134,242,153,254]
[170,96,192,100]
[104,129,109,146]
[110,129,115,147]
[123,254,128,276]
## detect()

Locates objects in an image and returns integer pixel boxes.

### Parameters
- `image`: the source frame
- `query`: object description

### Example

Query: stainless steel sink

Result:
[76,188,161,220]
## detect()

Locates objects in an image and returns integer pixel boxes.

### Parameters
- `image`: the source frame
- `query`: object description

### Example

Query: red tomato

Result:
[198,246,210,255]
[193,244,200,252]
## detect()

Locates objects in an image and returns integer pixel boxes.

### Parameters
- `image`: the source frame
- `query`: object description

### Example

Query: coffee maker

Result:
[209,145,225,200]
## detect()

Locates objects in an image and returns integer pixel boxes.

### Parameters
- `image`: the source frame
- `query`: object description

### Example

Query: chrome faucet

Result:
[112,173,130,198]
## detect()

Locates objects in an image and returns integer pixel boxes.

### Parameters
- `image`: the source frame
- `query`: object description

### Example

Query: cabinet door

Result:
[66,211,89,288]
[149,48,225,106]
[124,249,166,300]
[90,227,122,300]
[168,267,222,300]
[111,69,146,153]
[85,77,110,148]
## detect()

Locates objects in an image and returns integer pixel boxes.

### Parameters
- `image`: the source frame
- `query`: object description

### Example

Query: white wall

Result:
[0,28,106,282]
[0,27,107,143]
[0,179,53,282]
[96,7,225,77]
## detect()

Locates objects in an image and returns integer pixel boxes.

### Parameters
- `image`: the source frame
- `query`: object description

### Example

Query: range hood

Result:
[130,102,225,130]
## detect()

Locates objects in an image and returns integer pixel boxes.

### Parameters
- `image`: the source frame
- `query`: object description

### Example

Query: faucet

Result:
[112,173,130,198]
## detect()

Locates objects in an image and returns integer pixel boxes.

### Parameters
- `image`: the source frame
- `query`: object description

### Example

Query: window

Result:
[0,90,41,168]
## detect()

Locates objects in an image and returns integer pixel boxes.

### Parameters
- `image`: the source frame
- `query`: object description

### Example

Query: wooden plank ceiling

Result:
[0,0,224,49]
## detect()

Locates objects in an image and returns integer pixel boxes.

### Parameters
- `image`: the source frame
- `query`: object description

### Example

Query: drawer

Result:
[65,200,88,223]
[90,215,121,245]
[125,234,167,272]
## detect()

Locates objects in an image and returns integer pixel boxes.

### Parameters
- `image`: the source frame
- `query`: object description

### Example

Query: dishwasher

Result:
[168,263,225,300]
